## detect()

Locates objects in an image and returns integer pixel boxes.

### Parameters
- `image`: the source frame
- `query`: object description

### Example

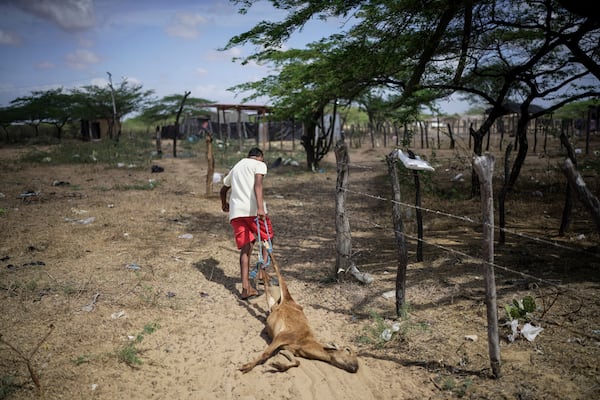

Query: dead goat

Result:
[239,252,358,373]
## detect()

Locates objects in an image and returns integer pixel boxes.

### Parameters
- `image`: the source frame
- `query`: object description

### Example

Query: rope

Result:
[250,217,272,279]
[256,216,272,266]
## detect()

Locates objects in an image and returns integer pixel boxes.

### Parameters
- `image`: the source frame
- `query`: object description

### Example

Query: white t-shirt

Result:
[222,157,268,221]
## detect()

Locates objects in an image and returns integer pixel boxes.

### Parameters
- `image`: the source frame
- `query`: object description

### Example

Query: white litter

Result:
[507,319,544,342]
[393,149,435,171]
[521,323,544,342]
[381,329,392,341]
[212,172,223,184]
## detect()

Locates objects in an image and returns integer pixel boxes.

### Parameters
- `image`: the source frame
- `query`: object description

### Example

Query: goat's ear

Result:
[324,343,339,350]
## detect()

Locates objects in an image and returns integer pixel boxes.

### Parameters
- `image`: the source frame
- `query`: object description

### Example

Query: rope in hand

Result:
[255,216,272,267]
[250,217,272,279]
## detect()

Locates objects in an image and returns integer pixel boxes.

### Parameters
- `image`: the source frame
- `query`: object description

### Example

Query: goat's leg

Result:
[239,340,284,373]
[271,349,300,372]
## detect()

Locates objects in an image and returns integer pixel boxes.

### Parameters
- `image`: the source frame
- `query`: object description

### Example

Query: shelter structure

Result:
[196,103,272,150]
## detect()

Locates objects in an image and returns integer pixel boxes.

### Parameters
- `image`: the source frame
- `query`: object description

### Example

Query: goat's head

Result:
[324,343,359,373]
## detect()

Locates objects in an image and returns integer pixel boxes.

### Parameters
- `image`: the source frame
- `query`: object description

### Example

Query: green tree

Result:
[226,0,600,180]
[72,80,155,140]
[9,91,51,136]
[42,88,74,139]
[0,106,21,142]
[136,94,215,128]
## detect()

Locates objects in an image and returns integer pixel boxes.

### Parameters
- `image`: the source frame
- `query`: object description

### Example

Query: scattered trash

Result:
[111,310,126,319]
[381,329,393,341]
[166,291,176,298]
[200,292,209,297]
[464,335,478,341]
[381,322,402,341]
[91,384,98,391]
[507,319,544,342]
[508,320,519,342]
[521,323,544,341]
[51,180,70,186]
[19,191,40,198]
[71,208,88,215]
[23,261,45,267]
[212,172,223,184]
[0,192,5,198]
[451,173,464,182]
[72,217,95,225]
[117,162,126,168]
[381,290,395,299]
[178,233,193,239]
[532,190,543,198]
[82,293,100,312]
[151,164,164,173]
[574,234,586,241]
[125,263,141,271]
[282,158,300,167]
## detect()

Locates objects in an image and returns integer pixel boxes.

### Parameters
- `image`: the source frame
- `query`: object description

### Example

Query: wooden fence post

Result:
[386,153,408,317]
[473,154,501,378]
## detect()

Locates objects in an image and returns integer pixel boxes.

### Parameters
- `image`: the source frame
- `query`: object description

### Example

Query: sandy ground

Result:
[1,138,599,399]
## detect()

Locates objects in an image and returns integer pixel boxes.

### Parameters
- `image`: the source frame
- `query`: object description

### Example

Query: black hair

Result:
[248,147,263,158]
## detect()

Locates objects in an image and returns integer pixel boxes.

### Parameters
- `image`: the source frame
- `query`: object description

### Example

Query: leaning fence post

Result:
[473,154,501,378]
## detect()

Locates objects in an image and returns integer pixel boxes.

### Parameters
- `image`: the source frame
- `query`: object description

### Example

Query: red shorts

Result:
[230,216,274,249]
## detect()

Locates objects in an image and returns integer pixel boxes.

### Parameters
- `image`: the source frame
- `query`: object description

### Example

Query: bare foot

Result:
[241,288,259,300]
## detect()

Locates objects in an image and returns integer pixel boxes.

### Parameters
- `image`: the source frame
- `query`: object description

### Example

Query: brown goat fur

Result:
[239,251,359,374]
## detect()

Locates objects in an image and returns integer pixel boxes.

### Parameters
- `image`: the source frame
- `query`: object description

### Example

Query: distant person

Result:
[220,148,274,300]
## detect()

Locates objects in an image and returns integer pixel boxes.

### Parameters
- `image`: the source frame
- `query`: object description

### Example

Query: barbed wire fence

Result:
[332,147,599,378]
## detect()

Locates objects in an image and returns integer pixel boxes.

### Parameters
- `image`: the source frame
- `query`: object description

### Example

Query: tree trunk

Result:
[446,123,455,149]
[498,113,529,244]
[301,120,317,171]
[559,132,577,235]
[173,91,191,158]
[498,144,513,244]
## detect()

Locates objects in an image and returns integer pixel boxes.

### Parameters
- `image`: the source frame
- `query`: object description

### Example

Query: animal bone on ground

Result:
[239,250,359,373]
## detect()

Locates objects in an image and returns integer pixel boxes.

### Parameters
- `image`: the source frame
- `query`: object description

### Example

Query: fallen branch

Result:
[0,324,55,390]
